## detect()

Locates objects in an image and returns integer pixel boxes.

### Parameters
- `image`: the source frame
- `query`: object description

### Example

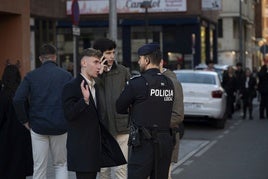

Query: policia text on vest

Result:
[150,88,173,101]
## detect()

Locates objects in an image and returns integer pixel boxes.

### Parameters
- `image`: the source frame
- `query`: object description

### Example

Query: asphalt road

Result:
[27,100,268,179]
[171,100,268,179]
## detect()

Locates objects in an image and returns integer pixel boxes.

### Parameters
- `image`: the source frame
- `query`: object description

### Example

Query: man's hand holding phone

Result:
[99,56,109,74]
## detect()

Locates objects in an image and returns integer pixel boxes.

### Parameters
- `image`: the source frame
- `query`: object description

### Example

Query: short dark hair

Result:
[80,48,102,61]
[2,64,21,97]
[93,38,116,53]
[144,49,162,66]
[40,44,57,56]
[206,60,214,65]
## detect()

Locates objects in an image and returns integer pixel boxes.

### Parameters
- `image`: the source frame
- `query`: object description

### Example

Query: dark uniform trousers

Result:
[128,132,174,179]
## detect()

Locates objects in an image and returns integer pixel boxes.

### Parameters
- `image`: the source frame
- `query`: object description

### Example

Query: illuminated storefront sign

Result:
[66,0,187,15]
[200,26,206,63]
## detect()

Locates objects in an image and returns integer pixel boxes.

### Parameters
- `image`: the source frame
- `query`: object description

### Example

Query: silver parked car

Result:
[174,70,227,129]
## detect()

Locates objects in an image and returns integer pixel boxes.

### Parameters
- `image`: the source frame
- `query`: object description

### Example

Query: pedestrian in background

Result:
[62,48,126,179]
[160,59,184,179]
[205,60,215,71]
[116,43,175,179]
[258,55,268,119]
[235,62,245,114]
[93,38,130,179]
[240,68,257,119]
[0,64,33,179]
[13,44,72,179]
[222,66,237,119]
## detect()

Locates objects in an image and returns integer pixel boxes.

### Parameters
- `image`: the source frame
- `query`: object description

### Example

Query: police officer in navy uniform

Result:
[116,43,175,179]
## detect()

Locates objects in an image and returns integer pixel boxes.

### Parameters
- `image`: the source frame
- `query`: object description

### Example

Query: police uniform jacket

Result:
[62,74,126,172]
[116,68,174,129]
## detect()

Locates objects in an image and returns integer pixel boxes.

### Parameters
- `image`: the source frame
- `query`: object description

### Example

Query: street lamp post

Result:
[109,0,117,42]
[140,1,152,44]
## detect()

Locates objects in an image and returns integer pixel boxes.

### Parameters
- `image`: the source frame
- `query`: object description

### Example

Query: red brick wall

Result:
[0,0,30,77]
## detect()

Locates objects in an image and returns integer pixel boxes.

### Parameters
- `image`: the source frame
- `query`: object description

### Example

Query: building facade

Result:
[1,0,221,76]
[59,0,220,72]
[218,0,257,69]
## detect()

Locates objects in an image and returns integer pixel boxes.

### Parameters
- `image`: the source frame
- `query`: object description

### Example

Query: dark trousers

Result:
[260,93,268,118]
[128,133,173,179]
[76,172,97,179]
[226,94,235,118]
[242,95,253,118]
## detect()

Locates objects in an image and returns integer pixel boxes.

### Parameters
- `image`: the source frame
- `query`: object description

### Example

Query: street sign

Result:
[71,0,80,26]
[72,26,80,36]
[202,0,222,10]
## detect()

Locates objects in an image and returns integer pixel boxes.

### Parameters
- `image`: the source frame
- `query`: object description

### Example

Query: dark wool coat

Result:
[241,75,257,99]
[0,88,33,178]
[258,65,268,94]
[62,74,126,172]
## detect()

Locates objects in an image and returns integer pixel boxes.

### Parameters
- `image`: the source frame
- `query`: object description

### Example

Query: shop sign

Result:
[66,0,187,15]
[72,26,80,36]
[202,0,221,10]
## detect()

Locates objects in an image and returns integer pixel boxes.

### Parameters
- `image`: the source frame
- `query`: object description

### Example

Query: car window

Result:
[176,73,216,84]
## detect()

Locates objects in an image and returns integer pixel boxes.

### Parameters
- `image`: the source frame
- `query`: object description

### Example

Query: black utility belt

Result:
[128,124,174,147]
[139,127,172,140]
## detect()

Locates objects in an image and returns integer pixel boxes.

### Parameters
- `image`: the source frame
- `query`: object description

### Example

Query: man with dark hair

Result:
[116,43,175,179]
[258,55,268,119]
[235,62,245,113]
[206,60,215,71]
[62,48,126,179]
[13,44,73,179]
[93,38,130,179]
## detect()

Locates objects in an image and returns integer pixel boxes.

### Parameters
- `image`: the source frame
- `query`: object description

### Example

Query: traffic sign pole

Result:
[71,0,80,77]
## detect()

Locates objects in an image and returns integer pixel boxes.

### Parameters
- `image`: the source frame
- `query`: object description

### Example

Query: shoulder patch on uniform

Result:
[130,74,141,80]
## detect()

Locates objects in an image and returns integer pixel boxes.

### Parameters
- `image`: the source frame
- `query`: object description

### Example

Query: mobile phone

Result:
[104,60,108,65]
[101,56,108,65]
